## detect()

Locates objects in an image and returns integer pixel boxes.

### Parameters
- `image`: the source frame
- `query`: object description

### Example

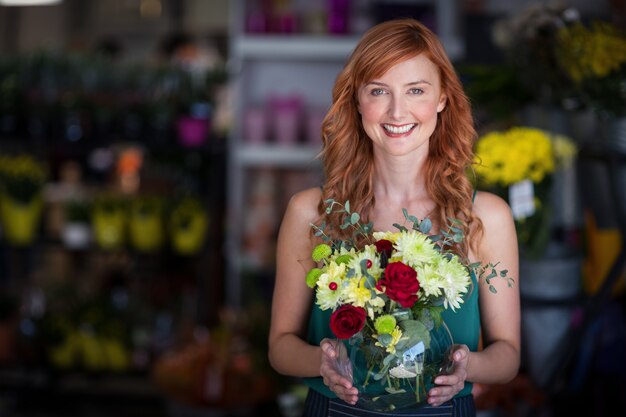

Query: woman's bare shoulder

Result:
[472,190,513,228]
[471,190,517,262]
[285,186,323,222]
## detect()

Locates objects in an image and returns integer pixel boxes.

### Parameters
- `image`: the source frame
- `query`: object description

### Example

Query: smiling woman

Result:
[268,17,520,417]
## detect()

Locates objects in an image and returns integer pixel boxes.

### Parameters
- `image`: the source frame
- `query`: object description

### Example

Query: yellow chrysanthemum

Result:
[374,327,403,354]
[343,277,373,308]
[557,22,626,83]
[373,231,401,243]
[474,127,574,187]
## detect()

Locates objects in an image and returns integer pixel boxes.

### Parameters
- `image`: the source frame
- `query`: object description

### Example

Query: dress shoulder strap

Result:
[472,189,477,204]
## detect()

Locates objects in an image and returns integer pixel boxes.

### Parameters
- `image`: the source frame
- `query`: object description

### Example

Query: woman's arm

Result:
[466,190,521,384]
[428,191,520,406]
[268,187,360,404]
[268,187,325,377]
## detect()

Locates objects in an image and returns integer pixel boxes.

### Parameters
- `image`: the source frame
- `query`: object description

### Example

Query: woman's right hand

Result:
[320,338,359,405]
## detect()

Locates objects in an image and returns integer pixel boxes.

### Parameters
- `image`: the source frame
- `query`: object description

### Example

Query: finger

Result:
[427,388,453,407]
[334,385,359,405]
[321,342,338,358]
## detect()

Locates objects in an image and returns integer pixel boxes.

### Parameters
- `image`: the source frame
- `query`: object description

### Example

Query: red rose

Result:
[330,304,367,339]
[374,239,393,260]
[376,262,419,308]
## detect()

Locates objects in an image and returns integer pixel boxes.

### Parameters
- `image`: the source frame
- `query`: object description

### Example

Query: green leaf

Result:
[419,218,432,234]
[385,387,407,394]
[350,212,360,224]
[429,234,441,242]
[450,226,463,235]
[402,208,409,220]
[489,285,497,294]
[377,333,392,346]
[393,223,407,232]
[399,319,430,348]
[344,200,350,213]
[448,217,464,226]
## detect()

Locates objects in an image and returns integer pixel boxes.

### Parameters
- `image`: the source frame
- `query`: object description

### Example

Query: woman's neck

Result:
[371,152,436,231]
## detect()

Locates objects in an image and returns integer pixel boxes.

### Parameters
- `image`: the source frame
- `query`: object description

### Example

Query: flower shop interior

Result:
[0,0,625,416]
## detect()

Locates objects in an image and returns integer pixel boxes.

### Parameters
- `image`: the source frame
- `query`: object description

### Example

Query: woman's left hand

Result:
[427,344,469,407]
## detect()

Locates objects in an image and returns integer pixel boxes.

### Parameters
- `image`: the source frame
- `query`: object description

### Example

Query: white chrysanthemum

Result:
[416,263,444,299]
[347,244,383,280]
[394,230,440,268]
[343,277,373,308]
[316,262,346,310]
[437,256,471,311]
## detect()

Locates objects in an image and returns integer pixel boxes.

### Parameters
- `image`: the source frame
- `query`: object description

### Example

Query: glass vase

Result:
[347,320,453,412]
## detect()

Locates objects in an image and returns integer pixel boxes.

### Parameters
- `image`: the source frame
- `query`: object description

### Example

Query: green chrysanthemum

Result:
[374,314,397,334]
[312,243,332,262]
[305,268,323,288]
[335,254,352,265]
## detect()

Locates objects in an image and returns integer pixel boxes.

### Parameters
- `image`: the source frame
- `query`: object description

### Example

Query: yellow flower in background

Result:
[474,127,574,187]
[474,126,577,258]
[557,22,626,83]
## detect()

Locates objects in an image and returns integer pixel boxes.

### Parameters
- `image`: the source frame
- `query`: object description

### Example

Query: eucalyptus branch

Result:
[323,199,374,247]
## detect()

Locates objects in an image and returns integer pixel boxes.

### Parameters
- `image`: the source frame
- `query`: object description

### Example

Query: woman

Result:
[268,18,520,416]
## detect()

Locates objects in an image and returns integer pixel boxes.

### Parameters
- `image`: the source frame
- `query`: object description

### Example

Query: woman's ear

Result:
[437,95,447,113]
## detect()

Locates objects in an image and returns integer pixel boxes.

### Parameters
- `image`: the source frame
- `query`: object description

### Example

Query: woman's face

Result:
[357,54,446,158]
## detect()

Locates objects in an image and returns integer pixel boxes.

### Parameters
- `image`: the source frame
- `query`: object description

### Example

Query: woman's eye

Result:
[370,88,385,96]
[409,88,424,95]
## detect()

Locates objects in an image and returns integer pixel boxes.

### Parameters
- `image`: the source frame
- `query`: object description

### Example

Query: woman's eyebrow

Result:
[365,80,432,87]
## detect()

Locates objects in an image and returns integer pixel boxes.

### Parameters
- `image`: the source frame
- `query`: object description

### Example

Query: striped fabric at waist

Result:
[302,388,476,417]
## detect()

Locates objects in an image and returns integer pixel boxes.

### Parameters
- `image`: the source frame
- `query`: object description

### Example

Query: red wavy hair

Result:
[318,18,482,257]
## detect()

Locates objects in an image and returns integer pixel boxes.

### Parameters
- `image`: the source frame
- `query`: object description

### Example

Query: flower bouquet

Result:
[306,200,512,411]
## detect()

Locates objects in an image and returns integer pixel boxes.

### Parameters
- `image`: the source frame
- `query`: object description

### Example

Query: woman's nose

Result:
[388,95,407,120]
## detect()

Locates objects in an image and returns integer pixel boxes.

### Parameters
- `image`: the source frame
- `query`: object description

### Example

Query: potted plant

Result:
[555,20,626,150]
[175,65,228,148]
[0,154,47,246]
[169,196,208,256]
[92,193,127,250]
[474,126,581,388]
[61,198,92,250]
[129,194,165,253]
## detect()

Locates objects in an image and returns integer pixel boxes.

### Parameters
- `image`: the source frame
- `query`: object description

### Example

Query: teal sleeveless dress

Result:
[303,270,480,400]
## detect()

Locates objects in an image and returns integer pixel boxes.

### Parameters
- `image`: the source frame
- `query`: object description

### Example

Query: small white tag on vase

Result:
[509,179,536,220]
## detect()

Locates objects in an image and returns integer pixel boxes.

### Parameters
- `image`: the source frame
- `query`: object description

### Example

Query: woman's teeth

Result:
[383,124,415,134]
